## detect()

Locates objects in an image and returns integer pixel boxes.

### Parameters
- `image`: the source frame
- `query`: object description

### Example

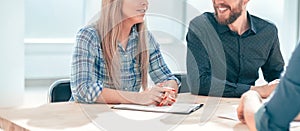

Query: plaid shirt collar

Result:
[129,24,139,40]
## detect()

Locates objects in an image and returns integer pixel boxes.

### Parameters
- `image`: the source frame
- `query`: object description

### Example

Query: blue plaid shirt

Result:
[71,25,180,103]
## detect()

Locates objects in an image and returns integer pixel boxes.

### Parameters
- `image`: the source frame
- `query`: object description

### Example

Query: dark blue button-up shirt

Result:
[186,12,284,97]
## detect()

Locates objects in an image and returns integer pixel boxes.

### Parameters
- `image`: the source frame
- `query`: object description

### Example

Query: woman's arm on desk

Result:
[96,85,175,106]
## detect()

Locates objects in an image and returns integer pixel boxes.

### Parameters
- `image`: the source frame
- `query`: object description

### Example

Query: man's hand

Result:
[237,90,263,131]
[251,79,279,98]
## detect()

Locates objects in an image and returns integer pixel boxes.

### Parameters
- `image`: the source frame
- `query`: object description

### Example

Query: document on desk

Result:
[112,103,203,114]
[218,113,300,128]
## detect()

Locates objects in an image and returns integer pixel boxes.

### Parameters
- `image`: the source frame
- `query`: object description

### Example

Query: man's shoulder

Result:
[250,14,278,31]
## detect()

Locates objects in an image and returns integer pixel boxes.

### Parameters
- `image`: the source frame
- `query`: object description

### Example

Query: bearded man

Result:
[186,0,284,98]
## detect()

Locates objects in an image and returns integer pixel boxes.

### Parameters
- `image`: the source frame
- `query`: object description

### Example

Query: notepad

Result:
[112,103,203,114]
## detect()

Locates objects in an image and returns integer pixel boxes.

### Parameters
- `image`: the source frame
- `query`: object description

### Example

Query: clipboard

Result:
[112,103,203,114]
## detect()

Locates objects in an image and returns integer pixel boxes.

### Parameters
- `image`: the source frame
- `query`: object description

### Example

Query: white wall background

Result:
[0,0,24,107]
[25,0,101,79]
[25,0,299,79]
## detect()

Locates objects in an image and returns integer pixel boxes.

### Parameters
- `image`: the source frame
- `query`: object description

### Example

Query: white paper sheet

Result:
[218,113,300,128]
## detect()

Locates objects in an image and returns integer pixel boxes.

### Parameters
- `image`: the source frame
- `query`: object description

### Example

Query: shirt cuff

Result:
[235,83,251,96]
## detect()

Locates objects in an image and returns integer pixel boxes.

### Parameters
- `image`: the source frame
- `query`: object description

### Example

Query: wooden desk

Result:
[0,93,299,131]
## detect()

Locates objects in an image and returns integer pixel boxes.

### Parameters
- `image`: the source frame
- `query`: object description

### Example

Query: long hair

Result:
[97,0,149,90]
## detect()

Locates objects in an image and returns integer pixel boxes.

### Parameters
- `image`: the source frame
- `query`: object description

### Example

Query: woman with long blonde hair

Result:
[71,0,179,106]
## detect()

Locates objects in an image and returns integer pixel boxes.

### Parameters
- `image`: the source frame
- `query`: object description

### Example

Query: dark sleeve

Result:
[255,44,300,130]
[186,19,250,98]
[261,28,284,82]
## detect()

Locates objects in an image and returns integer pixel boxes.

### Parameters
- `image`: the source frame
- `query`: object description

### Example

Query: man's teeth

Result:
[219,8,227,11]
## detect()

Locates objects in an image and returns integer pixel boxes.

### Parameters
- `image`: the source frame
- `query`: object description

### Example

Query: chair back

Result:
[48,79,72,103]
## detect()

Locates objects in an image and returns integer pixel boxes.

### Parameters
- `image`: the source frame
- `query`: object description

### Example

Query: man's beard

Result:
[214,3,243,25]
